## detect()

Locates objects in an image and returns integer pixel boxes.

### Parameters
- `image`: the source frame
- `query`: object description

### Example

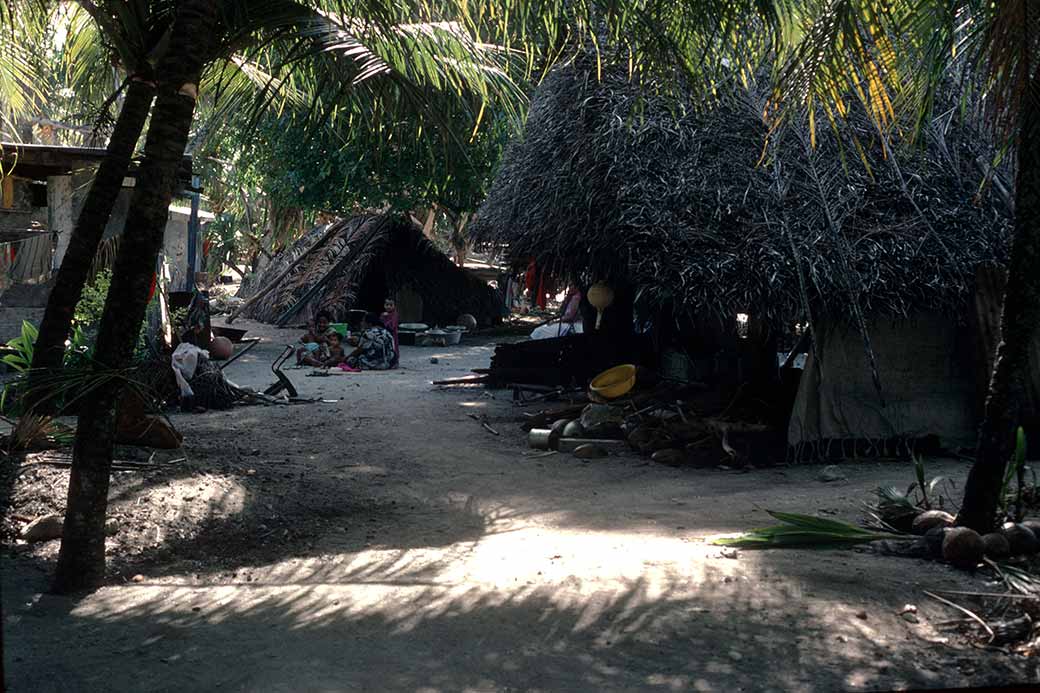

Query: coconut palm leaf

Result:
[0,3,46,130]
[767,1,1040,148]
[713,510,893,548]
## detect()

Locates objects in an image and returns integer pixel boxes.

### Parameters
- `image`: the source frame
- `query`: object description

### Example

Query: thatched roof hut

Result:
[244,213,501,326]
[472,57,1027,452]
[470,56,1012,328]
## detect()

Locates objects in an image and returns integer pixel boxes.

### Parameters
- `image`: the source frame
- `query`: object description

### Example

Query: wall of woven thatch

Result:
[471,53,1013,329]
[244,214,501,327]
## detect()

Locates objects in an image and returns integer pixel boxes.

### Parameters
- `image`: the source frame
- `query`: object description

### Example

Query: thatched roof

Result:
[470,56,1012,325]
[244,213,501,326]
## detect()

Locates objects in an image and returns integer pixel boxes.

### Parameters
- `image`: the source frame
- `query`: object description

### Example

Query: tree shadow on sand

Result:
[6,550,1034,692]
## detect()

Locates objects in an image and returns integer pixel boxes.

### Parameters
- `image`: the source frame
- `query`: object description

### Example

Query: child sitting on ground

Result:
[296,312,332,366]
[322,331,347,367]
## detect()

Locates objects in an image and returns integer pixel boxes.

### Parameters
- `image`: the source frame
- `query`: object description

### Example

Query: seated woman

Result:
[344,313,396,370]
[530,286,583,340]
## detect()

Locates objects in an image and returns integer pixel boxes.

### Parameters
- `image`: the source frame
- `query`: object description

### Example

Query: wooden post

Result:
[422,204,437,240]
[47,175,74,272]
[1,175,13,208]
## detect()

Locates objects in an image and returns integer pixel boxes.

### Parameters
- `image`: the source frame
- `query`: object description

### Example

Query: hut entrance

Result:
[396,286,424,323]
[354,266,388,316]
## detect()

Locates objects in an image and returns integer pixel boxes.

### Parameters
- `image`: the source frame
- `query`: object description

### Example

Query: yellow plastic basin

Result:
[590,364,636,399]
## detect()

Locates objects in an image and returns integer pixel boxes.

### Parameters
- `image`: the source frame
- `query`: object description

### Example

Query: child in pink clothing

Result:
[380,297,400,368]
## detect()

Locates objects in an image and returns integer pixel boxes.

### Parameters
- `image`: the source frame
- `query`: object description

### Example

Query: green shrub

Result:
[1,320,37,372]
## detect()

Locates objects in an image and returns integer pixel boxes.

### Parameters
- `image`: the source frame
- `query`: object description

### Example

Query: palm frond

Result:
[713,510,894,548]
[0,2,46,127]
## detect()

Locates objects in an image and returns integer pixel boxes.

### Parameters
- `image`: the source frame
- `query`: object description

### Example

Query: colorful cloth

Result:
[189,358,245,410]
[561,288,582,323]
[348,326,395,370]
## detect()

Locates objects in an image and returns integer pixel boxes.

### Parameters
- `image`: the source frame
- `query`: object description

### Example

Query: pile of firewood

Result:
[522,380,783,468]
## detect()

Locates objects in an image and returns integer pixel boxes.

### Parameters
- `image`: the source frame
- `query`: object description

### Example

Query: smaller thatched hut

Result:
[243,213,501,327]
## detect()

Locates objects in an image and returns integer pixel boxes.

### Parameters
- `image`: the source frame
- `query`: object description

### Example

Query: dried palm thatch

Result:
[470,54,1012,328]
[244,213,500,326]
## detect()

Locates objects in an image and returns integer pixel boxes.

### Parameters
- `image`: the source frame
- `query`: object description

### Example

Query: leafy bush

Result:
[1,320,38,372]
[1001,427,1033,521]
[2,270,164,414]
[74,270,111,338]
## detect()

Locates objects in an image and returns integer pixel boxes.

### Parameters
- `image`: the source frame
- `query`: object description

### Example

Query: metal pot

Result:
[528,428,559,450]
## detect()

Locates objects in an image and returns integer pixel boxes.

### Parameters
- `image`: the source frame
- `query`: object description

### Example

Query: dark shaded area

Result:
[486,332,651,388]
[5,541,1036,692]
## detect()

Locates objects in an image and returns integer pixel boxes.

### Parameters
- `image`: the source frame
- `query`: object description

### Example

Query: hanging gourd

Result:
[587,282,615,330]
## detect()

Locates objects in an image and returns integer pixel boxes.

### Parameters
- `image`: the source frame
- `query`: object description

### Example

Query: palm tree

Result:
[43,0,526,593]
[52,0,216,593]
[26,3,162,390]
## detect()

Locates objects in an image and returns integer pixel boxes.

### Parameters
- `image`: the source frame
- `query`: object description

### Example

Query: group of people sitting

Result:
[295,298,400,371]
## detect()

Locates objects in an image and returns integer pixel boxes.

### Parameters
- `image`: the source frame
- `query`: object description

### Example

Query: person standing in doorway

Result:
[380,297,400,368]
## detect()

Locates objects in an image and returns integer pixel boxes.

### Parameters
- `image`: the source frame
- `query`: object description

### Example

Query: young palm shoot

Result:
[713,511,894,549]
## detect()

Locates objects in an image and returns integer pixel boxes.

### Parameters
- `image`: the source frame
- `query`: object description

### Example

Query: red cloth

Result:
[381,309,399,363]
[525,259,537,292]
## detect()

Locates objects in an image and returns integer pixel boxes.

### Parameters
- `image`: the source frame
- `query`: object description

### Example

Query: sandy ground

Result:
[3,318,1039,692]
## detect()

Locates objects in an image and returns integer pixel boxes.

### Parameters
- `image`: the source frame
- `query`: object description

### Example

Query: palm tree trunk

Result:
[28,79,155,389]
[51,0,217,594]
[958,80,1040,533]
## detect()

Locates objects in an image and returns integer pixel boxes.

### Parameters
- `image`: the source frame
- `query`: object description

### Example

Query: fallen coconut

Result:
[924,526,951,558]
[550,419,570,438]
[626,426,654,447]
[911,510,955,535]
[981,532,1011,559]
[942,527,984,569]
[209,335,234,360]
[651,448,686,466]
[1001,522,1040,555]
[573,444,609,459]
[21,514,64,543]
[547,418,570,449]
[563,420,585,438]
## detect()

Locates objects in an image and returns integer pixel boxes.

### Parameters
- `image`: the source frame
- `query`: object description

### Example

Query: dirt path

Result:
[3,319,1037,691]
